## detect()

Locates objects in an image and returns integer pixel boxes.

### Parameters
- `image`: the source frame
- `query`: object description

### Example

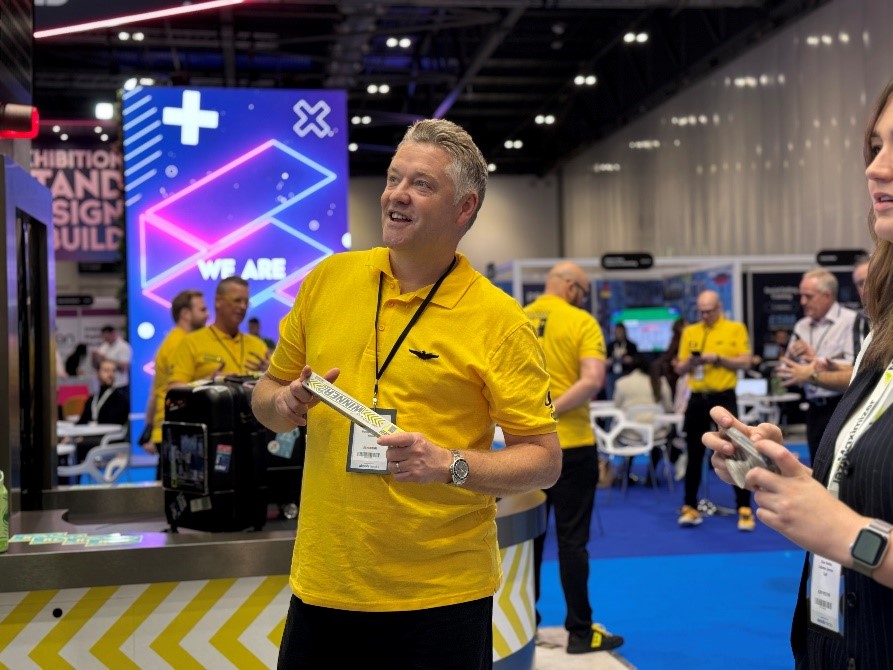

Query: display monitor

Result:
[162,421,209,495]
[610,306,680,352]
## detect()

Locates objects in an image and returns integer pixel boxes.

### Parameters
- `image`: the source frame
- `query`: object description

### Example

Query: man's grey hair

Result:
[397,119,488,229]
[803,268,838,298]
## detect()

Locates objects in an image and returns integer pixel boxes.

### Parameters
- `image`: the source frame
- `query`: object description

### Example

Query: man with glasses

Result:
[525,262,624,654]
[674,290,755,530]
[776,268,857,464]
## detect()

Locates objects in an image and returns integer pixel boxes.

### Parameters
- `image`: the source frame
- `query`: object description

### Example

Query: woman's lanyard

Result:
[210,326,245,373]
[91,386,115,422]
[373,258,457,408]
[828,362,893,495]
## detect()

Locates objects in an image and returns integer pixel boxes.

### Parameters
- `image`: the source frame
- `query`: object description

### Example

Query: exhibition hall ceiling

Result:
[33,0,828,176]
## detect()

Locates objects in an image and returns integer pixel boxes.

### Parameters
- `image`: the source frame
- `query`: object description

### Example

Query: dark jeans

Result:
[278,595,493,669]
[683,390,750,509]
[805,396,842,465]
[533,444,598,637]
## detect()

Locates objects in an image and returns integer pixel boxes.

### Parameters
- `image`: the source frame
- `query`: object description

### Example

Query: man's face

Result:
[852,264,868,305]
[102,330,116,344]
[799,277,834,320]
[97,361,116,386]
[696,296,721,326]
[188,296,209,329]
[380,142,474,254]
[215,284,249,332]
[248,321,260,336]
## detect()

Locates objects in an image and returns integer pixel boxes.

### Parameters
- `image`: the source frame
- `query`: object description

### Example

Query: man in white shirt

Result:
[92,325,133,390]
[777,268,857,463]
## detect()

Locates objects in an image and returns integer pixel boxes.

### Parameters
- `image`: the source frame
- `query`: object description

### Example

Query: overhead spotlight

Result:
[361,115,371,125]
[636,32,648,43]
[100,134,109,142]
[367,84,378,94]
[545,114,555,124]
[623,32,636,43]
[52,125,60,133]
[95,102,115,120]
[551,22,566,36]
[379,84,390,94]
[585,75,597,86]
[399,37,411,48]
[504,140,513,149]
[386,37,398,48]
[535,115,545,124]
[574,75,585,86]
[351,115,361,125]
[487,163,497,172]
[139,77,155,86]
[132,32,145,41]
[60,133,69,141]
[512,139,523,149]
[118,31,130,41]
[123,77,138,91]
[348,143,358,152]
[94,126,102,133]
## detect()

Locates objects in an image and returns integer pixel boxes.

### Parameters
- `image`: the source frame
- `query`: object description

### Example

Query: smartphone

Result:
[724,427,780,474]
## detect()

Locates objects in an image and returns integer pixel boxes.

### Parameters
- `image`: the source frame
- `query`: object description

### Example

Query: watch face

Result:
[454,460,469,479]
[853,529,887,565]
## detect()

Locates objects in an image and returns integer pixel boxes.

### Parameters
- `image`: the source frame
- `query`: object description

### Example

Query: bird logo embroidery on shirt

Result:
[409,349,439,360]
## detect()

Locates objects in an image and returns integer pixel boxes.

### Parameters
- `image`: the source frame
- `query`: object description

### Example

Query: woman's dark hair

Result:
[631,355,661,402]
[64,344,87,377]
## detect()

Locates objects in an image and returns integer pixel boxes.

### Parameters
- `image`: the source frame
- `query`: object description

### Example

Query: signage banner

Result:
[31,142,124,261]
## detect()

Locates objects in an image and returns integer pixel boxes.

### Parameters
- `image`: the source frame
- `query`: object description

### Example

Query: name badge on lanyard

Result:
[346,409,398,474]
[808,554,844,636]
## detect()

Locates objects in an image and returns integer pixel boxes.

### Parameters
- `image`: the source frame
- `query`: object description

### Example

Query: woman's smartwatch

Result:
[850,518,893,576]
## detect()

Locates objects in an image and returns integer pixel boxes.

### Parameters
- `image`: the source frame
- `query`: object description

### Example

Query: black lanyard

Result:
[373,257,456,407]
[209,325,245,373]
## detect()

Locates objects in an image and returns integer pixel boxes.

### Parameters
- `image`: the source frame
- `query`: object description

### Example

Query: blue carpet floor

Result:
[538,448,809,669]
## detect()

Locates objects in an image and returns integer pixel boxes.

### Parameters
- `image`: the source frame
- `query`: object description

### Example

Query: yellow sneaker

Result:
[737,506,755,532]
[677,505,702,527]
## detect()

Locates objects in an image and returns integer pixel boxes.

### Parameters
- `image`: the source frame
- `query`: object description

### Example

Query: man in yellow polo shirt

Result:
[169,276,269,385]
[251,119,560,669]
[525,261,624,655]
[674,290,754,530]
[140,289,208,458]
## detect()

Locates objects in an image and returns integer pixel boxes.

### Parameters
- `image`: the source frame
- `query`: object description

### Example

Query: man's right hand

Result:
[273,365,340,426]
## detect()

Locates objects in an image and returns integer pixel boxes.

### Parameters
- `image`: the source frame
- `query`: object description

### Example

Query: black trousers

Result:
[683,390,750,509]
[533,444,598,637]
[278,595,493,669]
[805,396,842,464]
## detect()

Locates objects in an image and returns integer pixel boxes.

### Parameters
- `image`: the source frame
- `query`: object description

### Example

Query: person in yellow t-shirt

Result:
[674,290,754,530]
[251,119,560,669]
[139,289,208,457]
[168,276,270,386]
[524,261,624,655]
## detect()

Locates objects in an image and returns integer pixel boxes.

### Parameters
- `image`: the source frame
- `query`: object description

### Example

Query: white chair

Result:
[590,407,661,497]
[58,442,131,484]
[622,403,675,492]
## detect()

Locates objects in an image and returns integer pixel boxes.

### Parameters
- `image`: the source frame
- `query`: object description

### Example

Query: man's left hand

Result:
[378,432,453,484]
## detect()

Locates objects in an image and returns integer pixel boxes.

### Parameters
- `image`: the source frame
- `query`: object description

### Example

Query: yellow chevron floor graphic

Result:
[0,542,535,668]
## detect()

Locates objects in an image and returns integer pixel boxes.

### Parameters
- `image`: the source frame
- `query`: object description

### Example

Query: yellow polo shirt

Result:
[149,326,187,443]
[524,294,606,448]
[268,248,556,612]
[678,316,751,393]
[169,324,268,384]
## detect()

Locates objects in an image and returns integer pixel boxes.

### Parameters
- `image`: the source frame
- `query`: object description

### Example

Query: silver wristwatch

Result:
[850,518,893,576]
[449,449,469,486]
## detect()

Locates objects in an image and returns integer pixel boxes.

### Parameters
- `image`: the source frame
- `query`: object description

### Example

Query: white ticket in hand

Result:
[301,372,403,436]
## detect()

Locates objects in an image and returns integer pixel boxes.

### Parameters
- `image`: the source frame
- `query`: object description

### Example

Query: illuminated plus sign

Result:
[162,90,219,146]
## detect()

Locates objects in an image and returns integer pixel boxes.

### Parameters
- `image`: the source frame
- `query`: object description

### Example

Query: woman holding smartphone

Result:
[704,79,893,668]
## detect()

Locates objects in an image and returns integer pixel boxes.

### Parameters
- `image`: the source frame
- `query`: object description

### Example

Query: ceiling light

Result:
[60,133,69,141]
[574,75,585,86]
[504,140,513,149]
[545,114,555,124]
[585,75,597,86]
[133,32,145,41]
[551,23,566,36]
[636,32,649,43]
[139,77,155,86]
[123,77,138,91]
[52,125,60,133]
[399,38,411,48]
[386,37,398,48]
[821,34,833,45]
[94,126,102,133]
[361,115,371,125]
[100,134,109,142]
[487,163,497,172]
[623,32,636,43]
[535,115,544,124]
[348,143,358,152]
[839,32,850,43]
[95,102,114,120]
[351,116,361,125]
[512,140,523,149]
[367,84,378,94]
[118,31,130,41]
[379,84,390,94]
[806,35,819,46]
